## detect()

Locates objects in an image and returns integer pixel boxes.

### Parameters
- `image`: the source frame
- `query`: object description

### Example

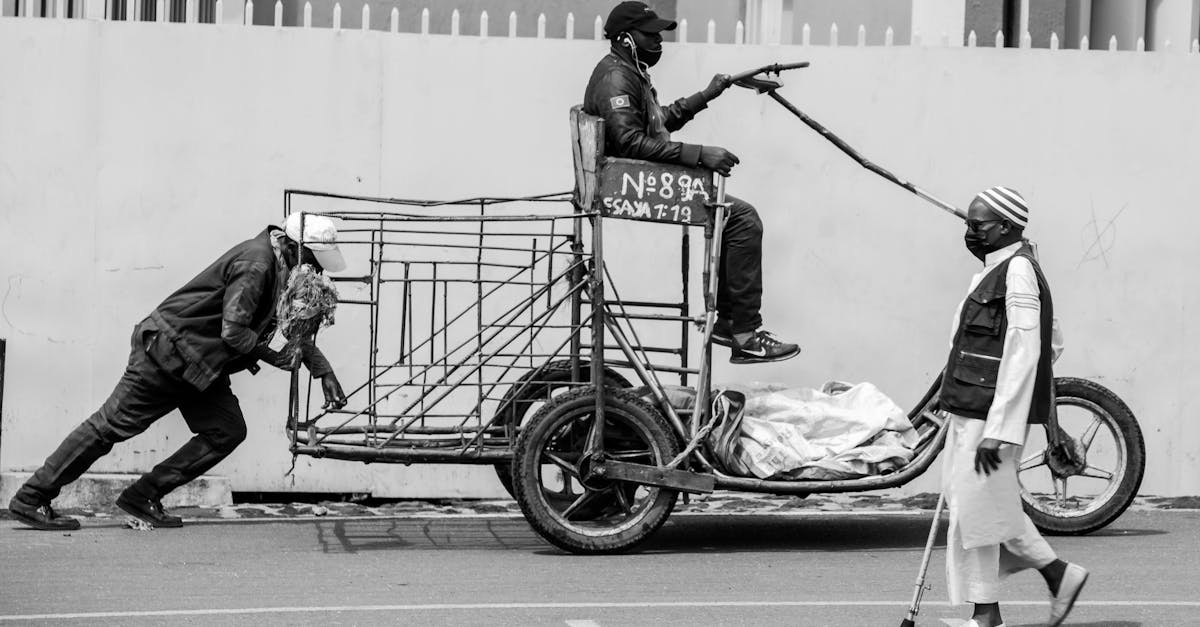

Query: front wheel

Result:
[512,386,679,554]
[492,361,632,497]
[1019,377,1145,535]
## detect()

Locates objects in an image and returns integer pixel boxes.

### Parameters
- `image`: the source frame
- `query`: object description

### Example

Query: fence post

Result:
[857,24,865,46]
[420,7,428,34]
[593,15,601,40]
[995,30,1004,47]
[1108,35,1117,50]
[536,12,545,38]
[303,1,310,27]
[389,7,396,32]
[273,0,281,27]
[185,0,194,23]
[565,12,573,39]
[967,29,976,47]
[332,2,340,30]
[678,18,687,43]
[360,4,367,31]
[479,10,487,37]
[1050,31,1059,49]
[829,23,837,47]
[508,11,516,37]
[706,19,716,43]
[735,20,744,44]
[156,0,164,22]
[802,23,810,46]
[1081,35,1089,49]
[243,0,252,25]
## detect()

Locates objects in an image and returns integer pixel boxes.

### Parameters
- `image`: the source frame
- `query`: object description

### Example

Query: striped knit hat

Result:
[974,186,1029,227]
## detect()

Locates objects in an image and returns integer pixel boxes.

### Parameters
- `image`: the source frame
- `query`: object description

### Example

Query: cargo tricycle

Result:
[285,62,1144,554]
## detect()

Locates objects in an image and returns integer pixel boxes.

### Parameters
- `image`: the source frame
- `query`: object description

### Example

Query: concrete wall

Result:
[2,19,1199,498]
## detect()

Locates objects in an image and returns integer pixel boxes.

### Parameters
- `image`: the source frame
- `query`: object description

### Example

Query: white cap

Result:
[283,212,346,273]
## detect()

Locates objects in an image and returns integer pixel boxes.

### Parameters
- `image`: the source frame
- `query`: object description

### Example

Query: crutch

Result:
[900,492,947,627]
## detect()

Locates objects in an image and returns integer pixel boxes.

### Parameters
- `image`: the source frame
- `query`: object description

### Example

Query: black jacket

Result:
[147,226,332,391]
[583,47,710,166]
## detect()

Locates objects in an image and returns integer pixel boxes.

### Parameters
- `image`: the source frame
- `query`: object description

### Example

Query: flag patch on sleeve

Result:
[610,95,631,109]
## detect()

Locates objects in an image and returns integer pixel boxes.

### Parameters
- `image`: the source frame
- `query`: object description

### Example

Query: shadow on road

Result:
[299,513,1164,556]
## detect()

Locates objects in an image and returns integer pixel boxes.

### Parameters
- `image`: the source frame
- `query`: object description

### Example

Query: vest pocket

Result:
[963,290,1004,335]
[951,350,1001,388]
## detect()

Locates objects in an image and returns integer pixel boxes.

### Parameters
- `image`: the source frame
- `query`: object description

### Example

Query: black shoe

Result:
[710,320,735,348]
[730,329,801,364]
[8,497,81,531]
[116,490,183,528]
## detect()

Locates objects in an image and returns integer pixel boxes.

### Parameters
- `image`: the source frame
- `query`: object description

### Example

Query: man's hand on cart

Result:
[699,146,740,176]
[974,438,1004,475]
[701,73,732,102]
[321,372,348,410]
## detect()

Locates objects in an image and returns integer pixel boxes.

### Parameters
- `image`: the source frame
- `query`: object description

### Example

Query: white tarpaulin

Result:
[708,382,919,480]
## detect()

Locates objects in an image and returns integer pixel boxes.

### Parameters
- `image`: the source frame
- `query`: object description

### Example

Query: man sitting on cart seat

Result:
[583,1,800,365]
[938,186,1087,627]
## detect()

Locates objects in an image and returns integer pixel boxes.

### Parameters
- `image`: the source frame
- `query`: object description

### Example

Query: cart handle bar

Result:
[727,61,810,84]
[728,60,966,220]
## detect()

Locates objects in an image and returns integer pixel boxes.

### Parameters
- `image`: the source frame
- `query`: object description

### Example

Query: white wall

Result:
[2,19,1198,497]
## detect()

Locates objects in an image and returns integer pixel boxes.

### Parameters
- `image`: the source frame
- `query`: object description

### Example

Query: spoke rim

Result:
[532,400,668,536]
[1019,396,1126,519]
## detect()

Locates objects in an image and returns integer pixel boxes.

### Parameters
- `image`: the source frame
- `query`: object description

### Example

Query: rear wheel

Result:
[493,361,631,497]
[1019,377,1144,535]
[512,386,679,554]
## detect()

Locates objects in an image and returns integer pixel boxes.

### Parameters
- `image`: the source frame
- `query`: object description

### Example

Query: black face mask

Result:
[637,45,662,67]
[964,232,990,261]
[622,34,662,68]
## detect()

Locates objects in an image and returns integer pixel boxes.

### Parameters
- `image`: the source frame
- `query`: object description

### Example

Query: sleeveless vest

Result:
[940,243,1055,424]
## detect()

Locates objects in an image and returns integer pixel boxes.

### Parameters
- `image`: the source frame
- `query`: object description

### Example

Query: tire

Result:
[512,386,679,554]
[1019,377,1145,535]
[493,361,631,498]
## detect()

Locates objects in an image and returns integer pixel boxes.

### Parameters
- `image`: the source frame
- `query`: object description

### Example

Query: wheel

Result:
[493,361,631,497]
[512,386,679,554]
[1019,377,1145,535]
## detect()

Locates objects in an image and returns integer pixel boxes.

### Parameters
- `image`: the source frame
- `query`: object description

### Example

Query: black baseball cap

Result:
[604,1,677,39]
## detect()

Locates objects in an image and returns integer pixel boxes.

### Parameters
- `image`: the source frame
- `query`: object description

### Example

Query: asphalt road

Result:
[1,509,1197,626]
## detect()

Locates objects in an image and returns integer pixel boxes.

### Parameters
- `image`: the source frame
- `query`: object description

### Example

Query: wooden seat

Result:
[570,105,715,227]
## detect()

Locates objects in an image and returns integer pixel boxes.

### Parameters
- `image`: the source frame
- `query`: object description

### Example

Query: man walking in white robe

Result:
[939,186,1088,627]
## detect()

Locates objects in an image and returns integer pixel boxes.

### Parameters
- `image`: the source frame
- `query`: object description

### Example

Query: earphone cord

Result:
[623,33,651,79]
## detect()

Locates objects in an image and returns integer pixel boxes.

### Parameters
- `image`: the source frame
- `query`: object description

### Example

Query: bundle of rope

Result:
[276,263,339,361]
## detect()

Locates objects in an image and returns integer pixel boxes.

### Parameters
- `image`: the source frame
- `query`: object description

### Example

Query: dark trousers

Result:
[15,322,247,505]
[717,195,764,334]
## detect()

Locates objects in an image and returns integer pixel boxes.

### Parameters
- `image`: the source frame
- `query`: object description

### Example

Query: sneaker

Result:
[8,497,81,531]
[710,320,735,348]
[116,490,183,528]
[730,329,801,364]
[1048,562,1088,626]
